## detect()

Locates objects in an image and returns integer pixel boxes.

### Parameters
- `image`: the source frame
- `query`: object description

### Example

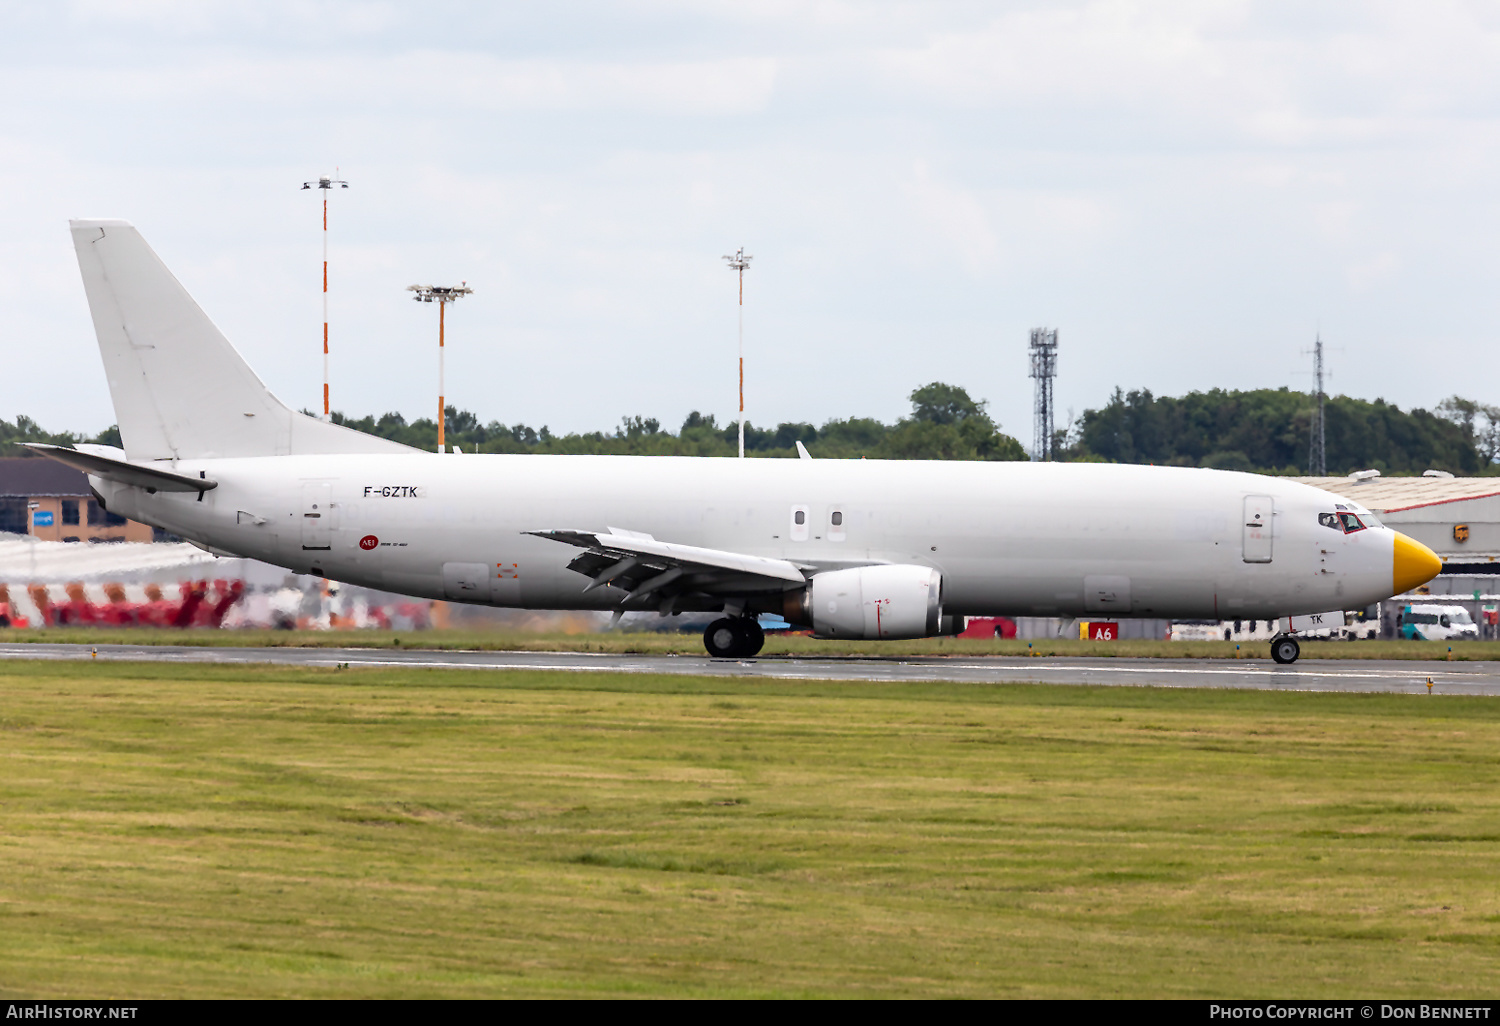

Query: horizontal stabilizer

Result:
[23,443,216,493]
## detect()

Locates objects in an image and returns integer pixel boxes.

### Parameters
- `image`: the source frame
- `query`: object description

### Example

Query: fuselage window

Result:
[794,510,806,525]
[831,511,842,526]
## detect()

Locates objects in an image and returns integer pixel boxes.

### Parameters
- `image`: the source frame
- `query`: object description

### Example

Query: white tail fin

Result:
[69,219,415,460]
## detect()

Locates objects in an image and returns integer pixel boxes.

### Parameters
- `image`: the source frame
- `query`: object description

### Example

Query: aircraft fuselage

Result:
[93,452,1406,621]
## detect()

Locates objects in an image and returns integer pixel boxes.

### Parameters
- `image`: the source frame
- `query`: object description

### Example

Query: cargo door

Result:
[442,562,492,602]
[300,483,332,551]
[1242,495,1273,563]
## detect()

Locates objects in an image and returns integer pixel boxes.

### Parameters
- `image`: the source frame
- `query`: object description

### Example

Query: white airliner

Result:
[29,220,1442,663]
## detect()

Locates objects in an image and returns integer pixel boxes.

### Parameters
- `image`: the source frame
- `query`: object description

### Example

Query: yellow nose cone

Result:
[1393,531,1441,595]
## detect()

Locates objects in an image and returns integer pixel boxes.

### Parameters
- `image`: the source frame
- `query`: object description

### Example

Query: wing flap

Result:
[527,528,808,601]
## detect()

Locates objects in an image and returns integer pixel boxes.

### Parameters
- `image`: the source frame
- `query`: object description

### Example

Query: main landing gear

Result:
[1270,635,1301,665]
[704,617,765,659]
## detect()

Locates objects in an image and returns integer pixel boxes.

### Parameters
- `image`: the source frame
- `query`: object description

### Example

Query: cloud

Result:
[869,1,1500,148]
[16,49,779,117]
[65,0,399,36]
[6,1,1500,436]
[1346,250,1400,292]
[904,161,1000,272]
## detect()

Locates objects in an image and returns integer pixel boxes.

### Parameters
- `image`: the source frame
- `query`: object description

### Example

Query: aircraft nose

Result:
[1392,531,1441,595]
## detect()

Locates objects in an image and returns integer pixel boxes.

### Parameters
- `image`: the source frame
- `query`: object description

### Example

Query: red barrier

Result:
[958,616,1017,639]
[7,579,250,630]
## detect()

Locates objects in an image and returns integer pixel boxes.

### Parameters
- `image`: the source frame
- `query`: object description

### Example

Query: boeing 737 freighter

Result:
[28,220,1442,662]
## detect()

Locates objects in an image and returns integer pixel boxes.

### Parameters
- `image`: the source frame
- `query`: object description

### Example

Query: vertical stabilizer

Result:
[69,219,414,460]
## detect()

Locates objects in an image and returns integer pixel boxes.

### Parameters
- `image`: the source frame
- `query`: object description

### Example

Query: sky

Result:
[3,1,1499,447]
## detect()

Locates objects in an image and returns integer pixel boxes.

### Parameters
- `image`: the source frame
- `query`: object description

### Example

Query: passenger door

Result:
[1242,495,1273,564]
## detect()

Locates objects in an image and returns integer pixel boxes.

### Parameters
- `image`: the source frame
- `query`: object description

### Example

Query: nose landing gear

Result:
[1270,635,1301,665]
[704,616,765,658]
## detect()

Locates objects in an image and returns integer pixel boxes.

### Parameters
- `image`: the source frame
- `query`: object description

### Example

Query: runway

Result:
[1,642,1497,695]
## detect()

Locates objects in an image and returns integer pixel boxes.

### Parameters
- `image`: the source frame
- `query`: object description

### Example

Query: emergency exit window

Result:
[790,505,810,541]
[828,508,846,542]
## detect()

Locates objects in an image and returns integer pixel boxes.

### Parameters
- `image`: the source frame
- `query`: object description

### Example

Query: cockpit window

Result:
[1319,511,1368,534]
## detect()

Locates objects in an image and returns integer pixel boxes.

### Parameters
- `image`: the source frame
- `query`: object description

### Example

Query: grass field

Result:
[6,626,1500,660]
[3,659,1500,998]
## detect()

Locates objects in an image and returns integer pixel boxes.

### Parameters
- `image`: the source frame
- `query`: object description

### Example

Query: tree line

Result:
[5,383,1499,475]
[0,416,120,458]
[329,382,1029,461]
[1062,388,1498,476]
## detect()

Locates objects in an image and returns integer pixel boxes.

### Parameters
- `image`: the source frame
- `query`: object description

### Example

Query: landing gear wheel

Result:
[1271,636,1300,665]
[703,617,765,658]
[740,618,765,657]
[704,618,740,657]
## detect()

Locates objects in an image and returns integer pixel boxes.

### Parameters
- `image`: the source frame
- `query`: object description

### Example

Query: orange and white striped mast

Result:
[722,247,752,458]
[406,282,474,452]
[302,172,348,419]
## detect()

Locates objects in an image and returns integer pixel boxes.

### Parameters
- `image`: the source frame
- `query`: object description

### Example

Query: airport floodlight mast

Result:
[301,173,349,420]
[1308,334,1327,476]
[1029,327,1059,461]
[723,247,753,458]
[406,283,474,453]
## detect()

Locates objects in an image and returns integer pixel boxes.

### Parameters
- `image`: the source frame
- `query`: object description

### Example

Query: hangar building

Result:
[1299,473,1500,636]
[0,457,154,543]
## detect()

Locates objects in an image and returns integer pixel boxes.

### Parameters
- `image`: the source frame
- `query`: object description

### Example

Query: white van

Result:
[1397,604,1479,642]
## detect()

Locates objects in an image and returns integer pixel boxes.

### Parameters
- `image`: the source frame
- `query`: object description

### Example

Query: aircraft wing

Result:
[526,528,809,605]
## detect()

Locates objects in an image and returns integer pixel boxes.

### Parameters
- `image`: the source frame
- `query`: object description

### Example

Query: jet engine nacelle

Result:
[805,564,943,640]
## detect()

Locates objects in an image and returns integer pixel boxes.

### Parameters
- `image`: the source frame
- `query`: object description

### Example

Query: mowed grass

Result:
[2,661,1500,998]
[11,626,1500,660]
